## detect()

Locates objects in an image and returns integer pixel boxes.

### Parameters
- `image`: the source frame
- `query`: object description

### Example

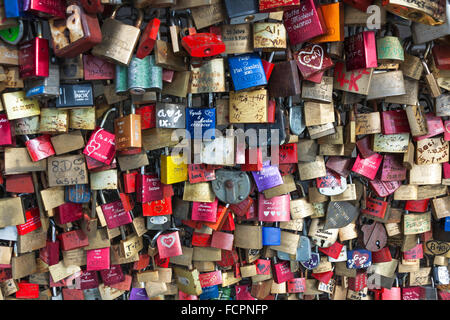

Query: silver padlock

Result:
[211,170,251,204]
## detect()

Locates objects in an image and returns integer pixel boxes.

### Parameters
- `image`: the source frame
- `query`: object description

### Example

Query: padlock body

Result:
[262,227,281,246]
[19,37,49,79]
[101,200,132,229]
[344,31,377,71]
[83,127,116,165]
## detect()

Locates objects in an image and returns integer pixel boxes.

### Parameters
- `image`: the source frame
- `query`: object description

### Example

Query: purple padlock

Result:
[301,252,320,270]
[251,161,283,192]
[129,288,149,300]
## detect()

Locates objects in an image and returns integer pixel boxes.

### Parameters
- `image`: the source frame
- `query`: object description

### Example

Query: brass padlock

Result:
[92,5,144,66]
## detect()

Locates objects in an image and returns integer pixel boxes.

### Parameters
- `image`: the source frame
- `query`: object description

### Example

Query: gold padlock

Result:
[92,5,144,66]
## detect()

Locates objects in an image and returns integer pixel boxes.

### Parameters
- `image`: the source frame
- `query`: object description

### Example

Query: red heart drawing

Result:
[161,234,175,248]
[298,44,324,70]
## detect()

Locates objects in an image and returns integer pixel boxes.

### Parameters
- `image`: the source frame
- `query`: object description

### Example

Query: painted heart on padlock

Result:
[204,110,213,117]
[298,45,324,70]
[161,234,175,248]
[301,253,320,270]
[348,252,371,268]
[256,262,270,274]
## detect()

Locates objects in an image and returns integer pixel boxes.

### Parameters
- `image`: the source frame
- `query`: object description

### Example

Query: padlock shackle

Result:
[111,5,144,29]
[99,190,107,204]
[100,107,117,128]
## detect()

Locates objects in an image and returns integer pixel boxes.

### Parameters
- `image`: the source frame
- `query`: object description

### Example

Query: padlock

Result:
[114,104,141,152]
[288,97,306,136]
[268,47,301,97]
[18,21,49,79]
[136,17,160,59]
[25,62,60,99]
[283,0,327,45]
[136,167,164,203]
[376,23,404,65]
[262,223,281,246]
[228,53,267,91]
[48,4,102,58]
[422,50,442,98]
[186,96,216,139]
[128,54,163,95]
[294,43,334,79]
[311,0,344,43]
[83,107,116,165]
[400,39,424,80]
[154,229,182,259]
[344,28,377,71]
[155,101,186,129]
[24,134,56,162]
[92,5,143,66]
[23,0,66,18]
[211,170,251,204]
[55,83,94,108]
[224,0,268,24]
[58,226,89,251]
[412,0,450,44]
[383,0,445,25]
[253,22,286,51]
[82,55,114,81]
[0,19,24,45]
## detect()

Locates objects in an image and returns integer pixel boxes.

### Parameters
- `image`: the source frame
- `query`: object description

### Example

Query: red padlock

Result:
[16,281,39,299]
[198,270,222,288]
[361,196,389,221]
[191,232,212,247]
[210,231,234,251]
[135,105,156,130]
[344,30,377,71]
[79,270,100,290]
[343,0,373,11]
[241,148,263,172]
[23,0,66,18]
[414,113,445,141]
[294,44,334,79]
[83,108,117,165]
[142,196,172,216]
[220,212,235,232]
[24,135,56,162]
[287,277,306,293]
[39,221,60,266]
[311,270,334,284]
[380,154,407,182]
[136,18,161,59]
[405,199,430,212]
[348,270,367,291]
[188,164,216,184]
[272,259,294,284]
[381,279,401,300]
[181,33,225,58]
[403,243,423,260]
[402,287,421,300]
[259,0,300,12]
[156,230,182,259]
[16,207,41,236]
[54,202,83,225]
[123,171,138,194]
[58,228,89,251]
[80,0,104,14]
[381,109,410,135]
[86,247,110,271]
[99,191,132,229]
[100,264,124,286]
[262,52,275,81]
[136,168,164,203]
[19,21,49,79]
[372,246,392,263]
[279,143,298,164]
[432,43,450,70]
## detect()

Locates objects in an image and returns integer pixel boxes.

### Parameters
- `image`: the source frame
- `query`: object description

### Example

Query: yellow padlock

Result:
[160,154,188,184]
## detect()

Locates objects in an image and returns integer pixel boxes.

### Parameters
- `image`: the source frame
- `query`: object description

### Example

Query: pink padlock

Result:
[0,114,13,146]
[351,153,383,180]
[99,191,132,229]
[258,193,290,222]
[191,198,219,222]
[86,247,110,271]
[79,270,100,290]
[156,230,182,259]
[83,108,116,165]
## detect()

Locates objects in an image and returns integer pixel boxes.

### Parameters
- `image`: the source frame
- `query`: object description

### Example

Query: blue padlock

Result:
[444,217,450,232]
[346,249,372,269]
[296,227,312,262]
[262,226,281,246]
[228,53,267,91]
[4,0,24,18]
[186,106,216,140]
[199,285,219,300]
[276,250,291,260]
[65,184,91,203]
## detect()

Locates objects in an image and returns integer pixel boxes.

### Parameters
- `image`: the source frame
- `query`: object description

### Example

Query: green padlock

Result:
[115,64,128,95]
[376,23,404,65]
[0,19,24,45]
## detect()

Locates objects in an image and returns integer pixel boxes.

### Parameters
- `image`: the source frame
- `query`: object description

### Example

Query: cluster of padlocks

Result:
[0,0,448,301]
